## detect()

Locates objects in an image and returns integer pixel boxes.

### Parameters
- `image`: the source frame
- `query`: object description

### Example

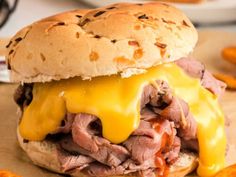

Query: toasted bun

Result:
[7,2,197,83]
[17,130,198,177]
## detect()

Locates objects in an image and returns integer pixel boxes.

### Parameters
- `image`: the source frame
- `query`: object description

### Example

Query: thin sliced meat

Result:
[83,162,125,177]
[176,58,226,96]
[60,135,130,167]
[153,97,188,128]
[123,119,176,164]
[139,169,156,177]
[153,97,197,140]
[62,139,158,176]
[60,119,178,175]
[163,136,181,163]
[202,70,226,97]
[178,112,197,141]
[141,80,172,109]
[141,81,197,141]
[71,113,130,167]
[57,149,94,172]
[71,114,100,152]
[176,58,205,79]
[53,113,75,134]
[58,79,197,176]
[83,157,157,177]
[140,108,159,121]
[123,158,156,172]
[181,139,199,152]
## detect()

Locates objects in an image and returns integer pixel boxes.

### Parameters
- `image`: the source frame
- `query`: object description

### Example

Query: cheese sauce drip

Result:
[19,63,226,177]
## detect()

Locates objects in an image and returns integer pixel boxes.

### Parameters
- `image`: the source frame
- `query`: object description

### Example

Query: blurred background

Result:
[0,0,236,37]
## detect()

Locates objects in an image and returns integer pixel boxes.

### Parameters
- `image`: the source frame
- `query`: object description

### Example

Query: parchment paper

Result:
[0,31,235,177]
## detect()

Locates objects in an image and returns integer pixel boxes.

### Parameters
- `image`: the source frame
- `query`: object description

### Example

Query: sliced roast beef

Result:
[153,97,188,125]
[83,160,157,177]
[123,119,176,164]
[141,81,197,141]
[61,134,130,167]
[176,58,226,96]
[83,163,125,177]
[60,119,177,176]
[163,136,181,163]
[202,70,226,97]
[53,113,75,134]
[153,97,197,140]
[176,57,205,79]
[140,80,172,109]
[181,139,199,152]
[140,108,159,121]
[122,158,156,173]
[72,114,100,152]
[82,155,161,177]
[61,136,157,177]
[178,112,197,141]
[70,114,130,167]
[57,149,94,172]
[139,169,156,177]
[56,78,197,177]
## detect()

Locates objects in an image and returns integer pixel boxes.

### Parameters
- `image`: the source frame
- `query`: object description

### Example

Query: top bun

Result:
[6,2,197,83]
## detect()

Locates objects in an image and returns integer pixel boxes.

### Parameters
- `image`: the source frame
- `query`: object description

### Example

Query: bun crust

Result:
[7,2,197,83]
[17,130,198,177]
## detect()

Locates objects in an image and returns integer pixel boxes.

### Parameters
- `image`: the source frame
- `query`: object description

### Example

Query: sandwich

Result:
[6,2,226,177]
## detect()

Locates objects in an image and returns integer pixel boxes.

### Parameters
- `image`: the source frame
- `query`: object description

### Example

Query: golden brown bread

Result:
[6,2,197,83]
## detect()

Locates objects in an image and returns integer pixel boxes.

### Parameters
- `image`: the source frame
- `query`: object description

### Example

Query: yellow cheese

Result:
[19,63,226,177]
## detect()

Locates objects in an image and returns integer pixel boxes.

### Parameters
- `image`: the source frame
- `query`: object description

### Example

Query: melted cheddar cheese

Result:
[19,63,226,177]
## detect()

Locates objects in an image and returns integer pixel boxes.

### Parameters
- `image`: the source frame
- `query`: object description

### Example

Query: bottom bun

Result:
[17,129,198,177]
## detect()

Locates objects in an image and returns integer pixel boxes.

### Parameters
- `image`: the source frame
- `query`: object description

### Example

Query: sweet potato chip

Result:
[0,170,21,177]
[222,46,236,65]
[215,164,236,177]
[214,73,236,89]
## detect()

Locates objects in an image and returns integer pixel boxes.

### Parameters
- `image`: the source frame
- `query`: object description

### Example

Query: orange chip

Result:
[215,164,236,177]
[222,46,236,65]
[214,73,236,89]
[0,170,21,177]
